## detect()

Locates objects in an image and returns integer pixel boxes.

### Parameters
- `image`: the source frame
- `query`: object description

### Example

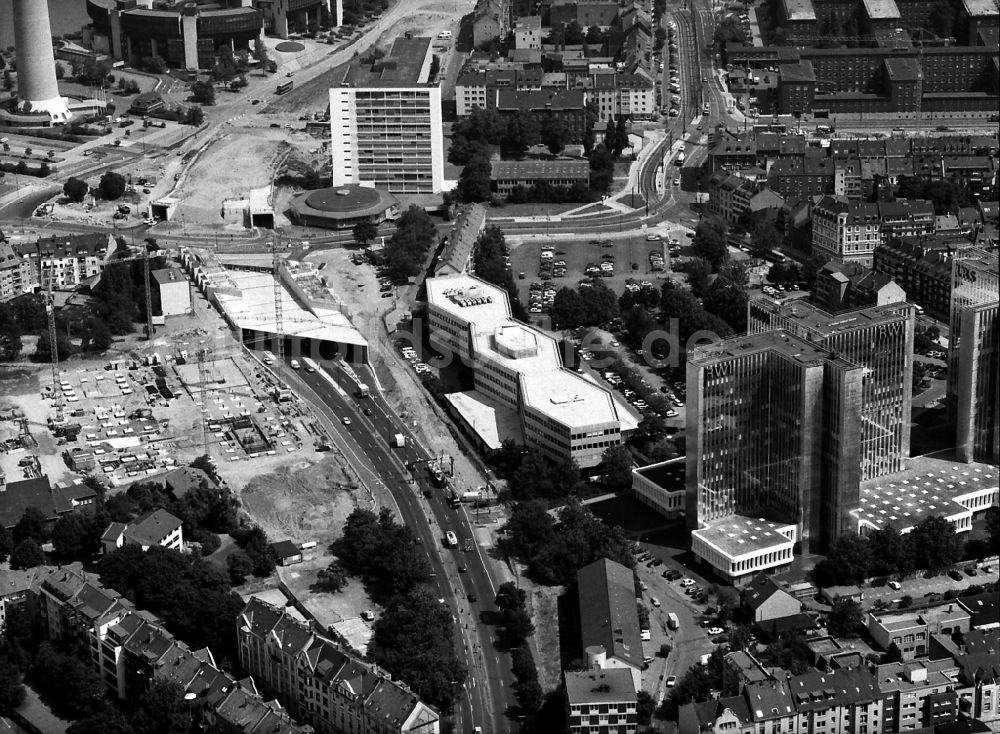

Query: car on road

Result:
[646,234,661,241]
[467,593,477,603]
[458,565,467,573]
[681,578,696,586]
[666,675,677,687]
[966,567,978,576]
[341,416,352,425]
[673,178,680,186]
[888,581,901,590]
[650,597,661,607]
[361,610,375,621]
[948,569,964,581]
[708,626,725,635]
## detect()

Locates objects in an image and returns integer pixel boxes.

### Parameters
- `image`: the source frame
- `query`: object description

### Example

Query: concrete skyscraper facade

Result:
[12,0,72,122]
[948,253,999,465]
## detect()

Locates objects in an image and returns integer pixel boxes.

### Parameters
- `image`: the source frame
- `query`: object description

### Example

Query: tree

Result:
[67,709,135,734]
[636,690,655,725]
[811,533,872,587]
[84,316,113,352]
[495,581,527,612]
[315,562,348,592]
[230,525,276,577]
[549,287,586,329]
[977,506,1000,555]
[352,220,378,247]
[600,445,634,491]
[542,116,571,156]
[457,153,492,202]
[98,171,127,200]
[0,656,25,713]
[692,216,729,270]
[613,116,630,157]
[750,220,781,260]
[10,539,43,569]
[190,80,216,105]
[63,176,89,203]
[908,515,962,570]
[685,257,714,297]
[51,513,89,558]
[253,37,271,64]
[129,679,192,734]
[0,527,12,563]
[827,597,863,637]
[183,106,205,126]
[868,524,914,577]
[589,144,614,192]
[369,588,466,709]
[503,608,536,646]
[13,507,48,545]
[146,55,168,74]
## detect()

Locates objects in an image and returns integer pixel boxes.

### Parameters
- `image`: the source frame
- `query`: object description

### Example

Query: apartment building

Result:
[576,558,644,689]
[425,274,633,468]
[14,232,116,290]
[101,508,184,554]
[707,170,784,225]
[947,252,999,464]
[749,298,915,483]
[0,241,33,302]
[30,564,307,732]
[564,669,637,734]
[495,89,588,145]
[0,567,43,630]
[873,236,983,318]
[812,195,883,267]
[329,36,444,194]
[876,660,960,732]
[813,260,906,314]
[868,604,972,660]
[930,628,1000,726]
[472,0,509,47]
[686,331,863,581]
[236,597,440,734]
[513,15,542,49]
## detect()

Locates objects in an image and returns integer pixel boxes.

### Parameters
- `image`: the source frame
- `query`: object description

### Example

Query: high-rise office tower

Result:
[12,0,72,123]
[686,331,863,585]
[949,253,999,465]
[748,299,915,480]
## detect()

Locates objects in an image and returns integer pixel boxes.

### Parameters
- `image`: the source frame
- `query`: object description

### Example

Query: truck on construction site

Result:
[667,612,679,630]
[356,383,370,397]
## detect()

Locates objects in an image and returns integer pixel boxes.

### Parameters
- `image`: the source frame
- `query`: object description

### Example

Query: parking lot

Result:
[509,226,694,316]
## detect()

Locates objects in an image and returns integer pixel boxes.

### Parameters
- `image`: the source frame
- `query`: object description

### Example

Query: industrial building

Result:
[425,274,635,468]
[631,457,686,519]
[329,36,444,194]
[180,248,369,364]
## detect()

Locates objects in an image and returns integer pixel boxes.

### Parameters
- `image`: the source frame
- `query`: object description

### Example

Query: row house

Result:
[495,88,588,144]
[680,663,962,733]
[812,196,941,268]
[931,628,1000,727]
[707,170,784,225]
[237,597,440,734]
[589,70,656,121]
[14,232,117,290]
[873,235,984,318]
[0,241,34,302]
[29,564,307,733]
[472,0,510,48]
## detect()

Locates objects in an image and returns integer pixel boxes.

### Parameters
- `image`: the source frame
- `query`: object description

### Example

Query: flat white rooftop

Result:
[444,390,524,450]
[214,270,368,348]
[694,515,796,558]
[853,457,998,532]
[429,274,625,428]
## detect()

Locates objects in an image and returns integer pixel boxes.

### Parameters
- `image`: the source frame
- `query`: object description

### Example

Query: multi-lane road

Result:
[275,356,515,734]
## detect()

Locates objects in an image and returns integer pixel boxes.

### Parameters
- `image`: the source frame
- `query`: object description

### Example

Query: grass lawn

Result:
[568,203,613,217]
[488,202,583,218]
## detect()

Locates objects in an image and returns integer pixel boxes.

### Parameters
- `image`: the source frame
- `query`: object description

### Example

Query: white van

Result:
[437,30,452,39]
[290,359,300,370]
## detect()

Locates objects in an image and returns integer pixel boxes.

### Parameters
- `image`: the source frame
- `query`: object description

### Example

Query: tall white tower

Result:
[12,0,72,123]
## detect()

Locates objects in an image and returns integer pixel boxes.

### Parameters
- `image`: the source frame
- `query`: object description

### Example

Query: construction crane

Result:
[106,245,155,342]
[196,347,211,456]
[34,244,60,392]
[271,235,285,367]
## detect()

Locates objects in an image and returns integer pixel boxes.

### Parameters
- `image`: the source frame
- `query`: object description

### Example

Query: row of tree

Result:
[471,226,528,320]
[332,508,465,710]
[501,499,634,586]
[384,205,438,281]
[811,511,999,588]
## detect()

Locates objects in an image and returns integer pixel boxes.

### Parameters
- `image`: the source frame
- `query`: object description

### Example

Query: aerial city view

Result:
[0,0,996,730]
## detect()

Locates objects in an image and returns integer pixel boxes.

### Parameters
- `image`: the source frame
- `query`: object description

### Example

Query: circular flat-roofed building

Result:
[288,185,399,229]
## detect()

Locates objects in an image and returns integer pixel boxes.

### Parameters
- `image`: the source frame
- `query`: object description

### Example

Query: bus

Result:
[444,531,459,548]
[275,81,294,95]
[767,250,788,264]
